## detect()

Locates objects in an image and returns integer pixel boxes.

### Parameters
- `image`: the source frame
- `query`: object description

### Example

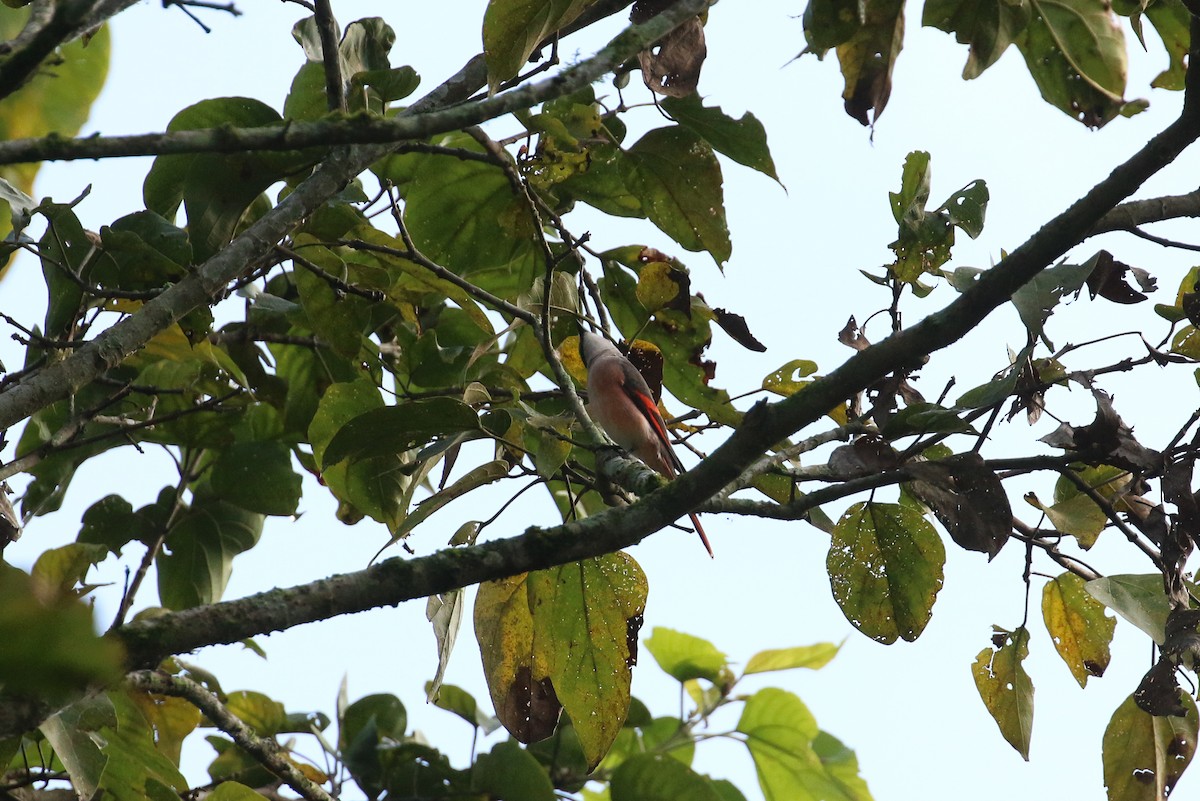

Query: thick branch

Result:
[1089,187,1200,236]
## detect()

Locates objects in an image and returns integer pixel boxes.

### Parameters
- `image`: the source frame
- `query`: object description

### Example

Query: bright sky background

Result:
[4,1,1200,799]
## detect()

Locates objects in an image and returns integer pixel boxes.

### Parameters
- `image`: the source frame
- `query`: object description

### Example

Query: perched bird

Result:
[578,330,713,557]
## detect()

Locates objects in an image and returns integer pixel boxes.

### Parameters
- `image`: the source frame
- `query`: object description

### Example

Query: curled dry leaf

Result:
[838,316,870,351]
[1039,390,1162,474]
[632,2,706,97]
[711,306,767,352]
[1085,249,1156,304]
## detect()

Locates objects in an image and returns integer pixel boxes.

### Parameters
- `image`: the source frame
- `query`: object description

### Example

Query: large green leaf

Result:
[397,133,540,292]
[802,0,867,51]
[1085,573,1173,645]
[737,688,868,801]
[475,554,648,770]
[611,753,725,801]
[827,501,945,643]
[44,691,189,801]
[972,626,1034,760]
[1102,693,1197,801]
[482,0,595,91]
[621,126,731,266]
[0,563,124,697]
[156,498,264,609]
[528,554,647,769]
[1042,572,1114,687]
[143,97,313,260]
[1014,0,1134,127]
[660,95,781,183]
[472,739,556,801]
[210,441,302,517]
[320,399,481,468]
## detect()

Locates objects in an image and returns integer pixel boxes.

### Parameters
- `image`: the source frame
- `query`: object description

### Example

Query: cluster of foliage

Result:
[4,1,1200,800]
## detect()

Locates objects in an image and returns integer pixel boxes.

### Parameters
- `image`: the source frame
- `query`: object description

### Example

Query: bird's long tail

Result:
[689,512,714,558]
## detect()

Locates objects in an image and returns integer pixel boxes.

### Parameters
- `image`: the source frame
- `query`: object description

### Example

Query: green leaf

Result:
[427,682,496,730]
[660,95,781,183]
[611,753,724,801]
[737,688,867,801]
[156,498,264,609]
[1144,1,1189,91]
[143,97,312,260]
[290,239,372,358]
[0,563,125,696]
[528,554,648,769]
[96,691,190,801]
[482,0,593,91]
[224,691,287,736]
[1042,573,1115,687]
[827,501,946,644]
[31,542,110,594]
[340,693,407,794]
[1103,693,1197,801]
[399,133,539,290]
[320,399,480,468]
[475,555,648,769]
[622,126,731,265]
[743,642,841,675]
[972,626,1034,760]
[923,0,1032,78]
[395,460,510,542]
[210,442,302,517]
[472,739,556,801]
[97,211,191,290]
[802,0,867,51]
[206,783,272,801]
[1014,0,1132,128]
[1085,573,1173,645]
[941,179,989,238]
[77,494,143,554]
[1010,256,1095,349]
[645,627,730,684]
[40,695,116,797]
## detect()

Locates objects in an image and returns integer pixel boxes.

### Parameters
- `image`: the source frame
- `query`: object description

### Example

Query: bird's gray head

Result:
[577,329,618,368]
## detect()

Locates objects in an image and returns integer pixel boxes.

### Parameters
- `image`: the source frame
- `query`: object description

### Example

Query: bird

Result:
[577,329,713,557]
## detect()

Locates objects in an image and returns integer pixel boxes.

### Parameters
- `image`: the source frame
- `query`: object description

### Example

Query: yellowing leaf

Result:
[743,642,841,675]
[1102,693,1197,801]
[475,554,647,769]
[1042,572,1114,687]
[972,626,1034,760]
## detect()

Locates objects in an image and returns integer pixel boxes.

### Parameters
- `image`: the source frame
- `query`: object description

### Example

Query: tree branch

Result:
[126,671,333,801]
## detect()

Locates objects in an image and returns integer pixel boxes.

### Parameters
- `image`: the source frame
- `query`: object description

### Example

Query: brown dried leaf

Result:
[908,453,1012,559]
[638,17,706,97]
[712,306,767,352]
[1085,249,1156,305]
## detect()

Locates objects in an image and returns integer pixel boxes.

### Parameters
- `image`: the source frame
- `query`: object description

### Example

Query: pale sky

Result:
[4,2,1200,799]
